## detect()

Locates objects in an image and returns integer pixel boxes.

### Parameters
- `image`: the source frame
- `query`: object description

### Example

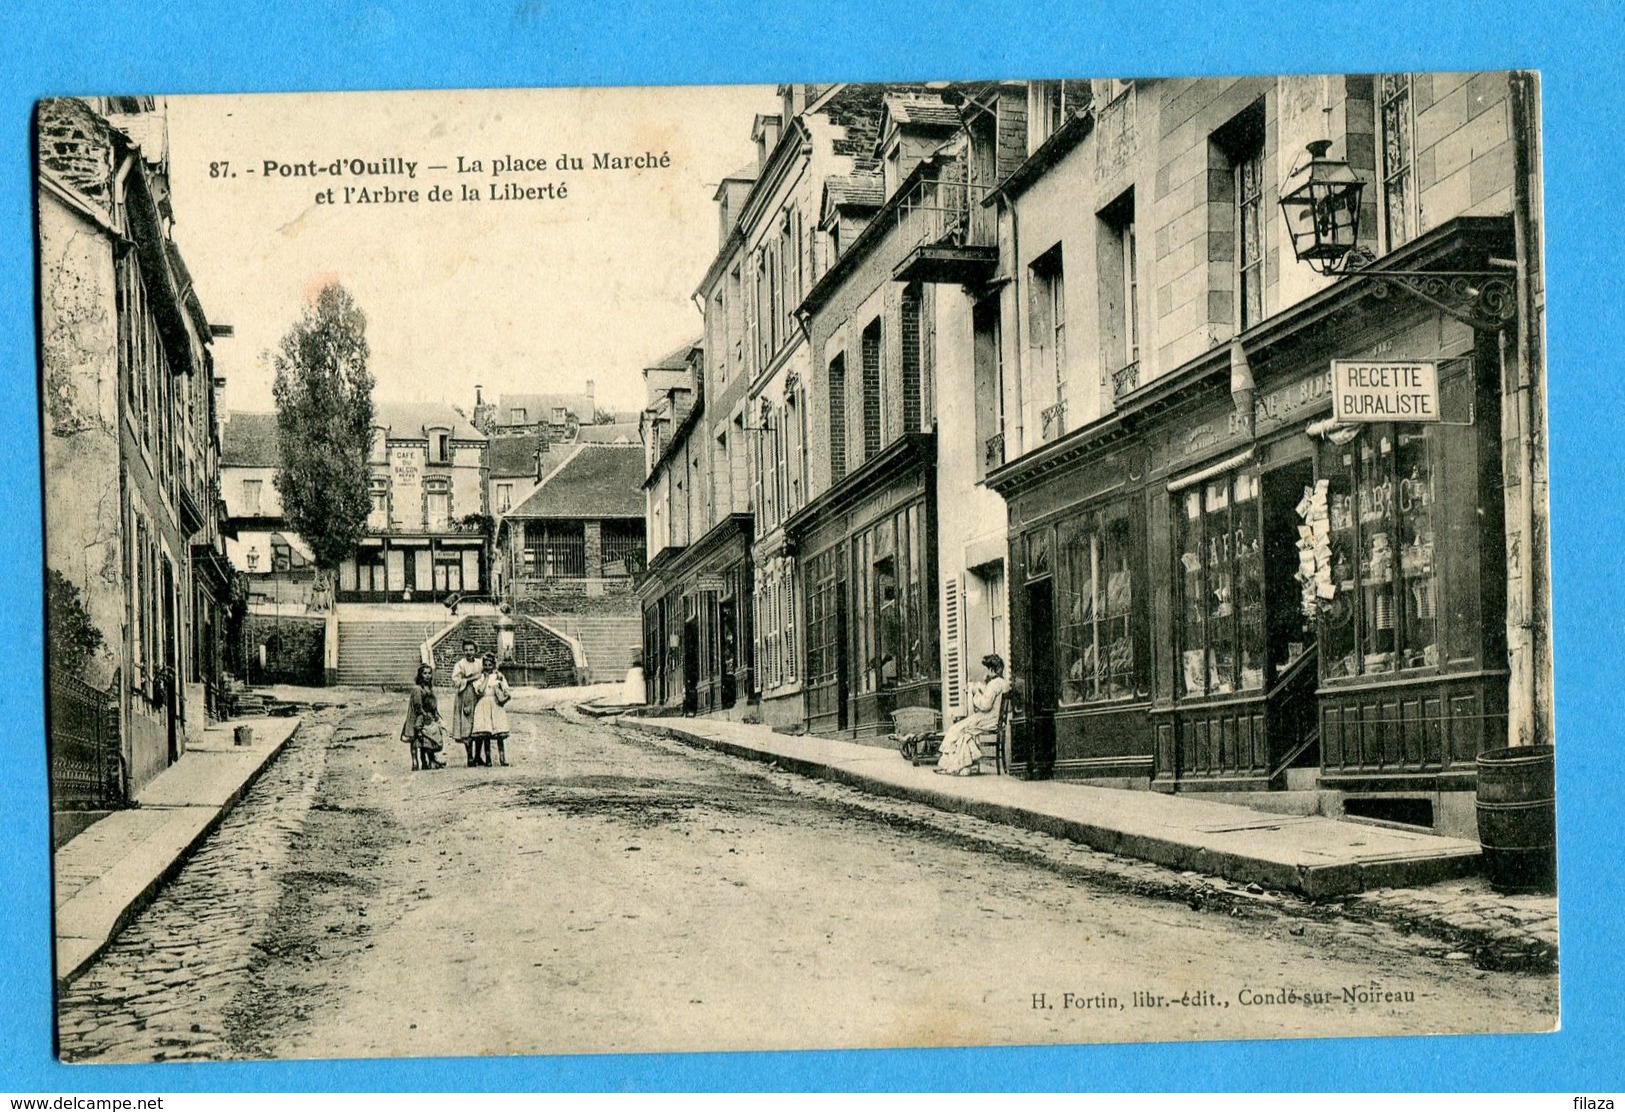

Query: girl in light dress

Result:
[470,652,512,767]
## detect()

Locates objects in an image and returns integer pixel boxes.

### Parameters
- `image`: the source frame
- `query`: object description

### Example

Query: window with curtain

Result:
[1058,507,1136,705]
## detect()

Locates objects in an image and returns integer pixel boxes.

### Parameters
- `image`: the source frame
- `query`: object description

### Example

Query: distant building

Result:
[343,401,490,602]
[473,381,597,437]
[496,442,646,602]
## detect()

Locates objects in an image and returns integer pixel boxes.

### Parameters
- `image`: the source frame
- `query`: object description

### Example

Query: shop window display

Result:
[1177,469,1265,697]
[1058,509,1135,704]
[1320,424,1439,679]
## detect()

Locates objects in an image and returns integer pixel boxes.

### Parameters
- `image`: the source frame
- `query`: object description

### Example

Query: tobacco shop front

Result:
[994,220,1512,833]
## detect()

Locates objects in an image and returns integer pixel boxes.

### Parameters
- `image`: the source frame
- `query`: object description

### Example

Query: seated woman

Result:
[935,654,1010,776]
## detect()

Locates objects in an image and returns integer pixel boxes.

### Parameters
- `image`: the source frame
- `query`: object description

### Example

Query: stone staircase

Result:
[534,612,640,683]
[335,620,447,687]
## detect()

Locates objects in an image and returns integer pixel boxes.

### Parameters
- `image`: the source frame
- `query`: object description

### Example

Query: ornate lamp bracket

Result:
[1348,255,1517,332]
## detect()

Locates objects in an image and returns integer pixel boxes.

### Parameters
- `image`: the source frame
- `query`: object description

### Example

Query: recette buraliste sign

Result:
[1331,360,1441,422]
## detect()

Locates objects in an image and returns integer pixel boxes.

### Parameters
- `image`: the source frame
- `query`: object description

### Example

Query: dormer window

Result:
[510,407,527,424]
[428,427,451,464]
[552,407,567,425]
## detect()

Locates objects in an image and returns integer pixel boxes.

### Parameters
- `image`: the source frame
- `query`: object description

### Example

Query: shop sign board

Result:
[1331,360,1440,423]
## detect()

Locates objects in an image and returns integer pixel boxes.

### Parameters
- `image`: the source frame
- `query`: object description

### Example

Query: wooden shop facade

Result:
[988,217,1512,821]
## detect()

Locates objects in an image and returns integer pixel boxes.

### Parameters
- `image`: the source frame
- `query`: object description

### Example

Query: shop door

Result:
[719,599,737,708]
[1262,460,1320,767]
[1023,577,1057,779]
[682,618,699,715]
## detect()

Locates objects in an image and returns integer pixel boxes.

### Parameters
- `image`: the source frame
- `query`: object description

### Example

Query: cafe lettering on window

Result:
[1332,360,1440,423]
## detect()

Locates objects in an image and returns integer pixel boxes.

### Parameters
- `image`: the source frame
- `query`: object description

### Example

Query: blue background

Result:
[3,0,1620,1092]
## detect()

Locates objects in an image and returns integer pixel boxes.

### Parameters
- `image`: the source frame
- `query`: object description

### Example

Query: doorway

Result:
[681,617,699,715]
[1262,459,1317,681]
[719,599,738,709]
[1023,577,1057,779]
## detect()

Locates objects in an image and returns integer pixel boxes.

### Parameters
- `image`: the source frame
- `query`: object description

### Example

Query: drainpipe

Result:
[1507,70,1543,748]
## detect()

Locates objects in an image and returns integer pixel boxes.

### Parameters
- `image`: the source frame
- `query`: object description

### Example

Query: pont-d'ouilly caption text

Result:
[202,150,673,207]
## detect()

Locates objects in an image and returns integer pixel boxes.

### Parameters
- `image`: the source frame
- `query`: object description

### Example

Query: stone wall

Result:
[241,614,326,686]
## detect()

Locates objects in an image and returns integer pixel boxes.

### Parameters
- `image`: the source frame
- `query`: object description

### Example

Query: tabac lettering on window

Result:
[1331,360,1440,423]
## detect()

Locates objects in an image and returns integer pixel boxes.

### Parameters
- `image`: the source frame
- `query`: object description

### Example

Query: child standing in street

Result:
[470,652,511,767]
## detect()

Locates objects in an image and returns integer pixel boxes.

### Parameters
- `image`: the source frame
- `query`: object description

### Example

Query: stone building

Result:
[338,401,489,603]
[38,96,232,804]
[977,73,1546,836]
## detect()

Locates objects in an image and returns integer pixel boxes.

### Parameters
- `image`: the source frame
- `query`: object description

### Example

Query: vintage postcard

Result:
[38,76,1555,1063]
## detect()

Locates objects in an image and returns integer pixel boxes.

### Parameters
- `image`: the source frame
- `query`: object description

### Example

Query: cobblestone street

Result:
[58,693,1558,1062]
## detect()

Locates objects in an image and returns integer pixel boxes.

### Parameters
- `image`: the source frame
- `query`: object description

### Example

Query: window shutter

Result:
[943,575,962,715]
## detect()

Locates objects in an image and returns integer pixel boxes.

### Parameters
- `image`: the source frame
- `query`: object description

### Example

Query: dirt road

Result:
[58,691,1557,1062]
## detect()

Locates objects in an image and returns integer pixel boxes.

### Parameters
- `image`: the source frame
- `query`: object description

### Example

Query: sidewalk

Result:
[620,715,1482,898]
[53,715,303,986]
[619,715,1556,969]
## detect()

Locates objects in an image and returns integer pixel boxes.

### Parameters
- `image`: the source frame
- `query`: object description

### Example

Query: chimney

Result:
[585,378,595,398]
[475,384,484,406]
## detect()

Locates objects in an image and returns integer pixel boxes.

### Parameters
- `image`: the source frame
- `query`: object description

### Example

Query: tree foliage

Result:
[46,568,105,679]
[271,283,376,573]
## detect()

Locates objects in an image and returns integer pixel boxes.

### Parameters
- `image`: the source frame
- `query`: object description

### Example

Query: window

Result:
[368,478,389,518]
[1030,80,1089,145]
[1030,246,1066,437]
[430,429,450,464]
[425,478,451,530]
[496,483,513,513]
[973,298,1005,476]
[1212,105,1268,330]
[828,354,848,482]
[805,548,841,687]
[861,319,883,460]
[1058,508,1136,704]
[551,407,567,425]
[510,408,527,424]
[852,503,930,695]
[1177,469,1265,697]
[781,574,797,683]
[525,521,586,578]
[1097,190,1139,399]
[1320,424,1440,679]
[1378,74,1417,250]
[242,479,263,515]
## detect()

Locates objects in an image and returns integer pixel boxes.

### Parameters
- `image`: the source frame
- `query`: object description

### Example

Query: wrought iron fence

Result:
[1041,400,1068,441]
[48,671,122,810]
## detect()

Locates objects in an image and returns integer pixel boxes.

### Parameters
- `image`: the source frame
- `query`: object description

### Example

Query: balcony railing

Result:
[893,154,999,286]
[1111,360,1141,402]
[983,431,1005,471]
[1040,400,1067,442]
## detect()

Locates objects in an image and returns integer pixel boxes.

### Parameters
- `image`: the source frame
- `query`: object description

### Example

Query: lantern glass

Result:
[1279,141,1366,274]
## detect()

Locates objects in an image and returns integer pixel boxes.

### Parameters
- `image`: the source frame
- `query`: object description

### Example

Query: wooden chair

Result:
[972,691,1011,775]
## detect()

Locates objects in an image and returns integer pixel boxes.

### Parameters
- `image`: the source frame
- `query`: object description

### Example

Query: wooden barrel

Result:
[1475,745,1556,894]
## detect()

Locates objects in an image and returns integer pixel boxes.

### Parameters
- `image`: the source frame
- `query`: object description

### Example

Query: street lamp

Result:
[1278,140,1366,276]
[1277,140,1517,332]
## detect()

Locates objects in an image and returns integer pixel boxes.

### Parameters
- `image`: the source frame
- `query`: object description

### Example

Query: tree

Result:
[591,410,619,425]
[46,568,105,679]
[270,283,375,597]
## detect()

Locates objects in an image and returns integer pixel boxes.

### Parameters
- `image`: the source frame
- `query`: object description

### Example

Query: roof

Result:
[881,92,963,131]
[823,173,885,213]
[647,339,701,372]
[493,391,594,425]
[374,400,483,440]
[577,422,640,444]
[505,443,645,520]
[487,432,551,477]
[221,412,280,467]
